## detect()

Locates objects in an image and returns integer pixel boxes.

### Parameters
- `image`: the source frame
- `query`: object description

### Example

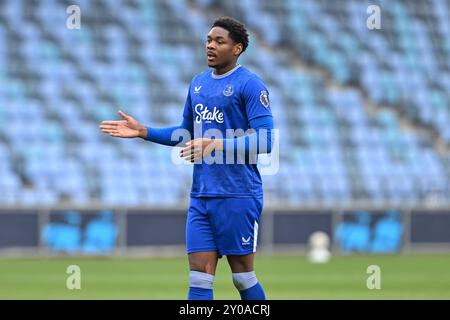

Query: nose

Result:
[206,42,216,51]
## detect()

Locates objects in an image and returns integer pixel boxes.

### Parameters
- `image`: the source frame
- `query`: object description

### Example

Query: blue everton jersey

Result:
[182,65,272,198]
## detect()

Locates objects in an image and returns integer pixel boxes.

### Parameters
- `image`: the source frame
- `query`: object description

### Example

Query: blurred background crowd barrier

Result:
[1,206,449,256]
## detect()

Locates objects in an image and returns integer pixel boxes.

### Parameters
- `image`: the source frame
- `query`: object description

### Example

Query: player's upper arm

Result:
[242,76,273,122]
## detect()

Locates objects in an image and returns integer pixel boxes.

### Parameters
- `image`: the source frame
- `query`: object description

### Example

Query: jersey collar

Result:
[211,64,241,79]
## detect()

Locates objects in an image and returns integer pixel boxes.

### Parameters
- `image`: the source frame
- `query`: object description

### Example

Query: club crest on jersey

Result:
[260,90,269,108]
[195,103,224,124]
[223,84,234,97]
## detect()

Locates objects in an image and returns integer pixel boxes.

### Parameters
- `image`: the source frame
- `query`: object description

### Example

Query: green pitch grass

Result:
[0,254,449,299]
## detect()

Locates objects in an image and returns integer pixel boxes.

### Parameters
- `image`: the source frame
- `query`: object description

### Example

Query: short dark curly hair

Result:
[211,17,249,54]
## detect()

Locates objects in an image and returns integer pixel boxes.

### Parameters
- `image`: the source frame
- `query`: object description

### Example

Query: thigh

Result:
[186,197,218,254]
[208,197,263,257]
[227,253,255,273]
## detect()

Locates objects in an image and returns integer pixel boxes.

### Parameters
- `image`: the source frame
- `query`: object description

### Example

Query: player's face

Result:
[206,27,241,71]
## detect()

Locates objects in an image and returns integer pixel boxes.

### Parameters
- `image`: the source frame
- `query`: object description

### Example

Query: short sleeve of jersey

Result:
[243,76,272,121]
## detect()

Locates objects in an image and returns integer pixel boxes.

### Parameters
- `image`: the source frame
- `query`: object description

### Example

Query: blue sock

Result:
[239,282,266,300]
[188,286,214,300]
[188,271,214,300]
[232,271,266,300]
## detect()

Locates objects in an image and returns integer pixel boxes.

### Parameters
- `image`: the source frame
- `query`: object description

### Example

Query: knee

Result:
[190,271,214,289]
[232,271,258,291]
[189,255,216,274]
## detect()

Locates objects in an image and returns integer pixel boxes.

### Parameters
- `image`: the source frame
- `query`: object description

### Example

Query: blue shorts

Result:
[186,197,263,257]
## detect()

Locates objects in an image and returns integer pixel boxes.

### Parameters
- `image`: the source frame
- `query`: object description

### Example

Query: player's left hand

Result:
[180,138,223,163]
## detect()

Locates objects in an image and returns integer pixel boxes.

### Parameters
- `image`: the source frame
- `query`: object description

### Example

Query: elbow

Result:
[255,128,273,155]
[257,139,273,154]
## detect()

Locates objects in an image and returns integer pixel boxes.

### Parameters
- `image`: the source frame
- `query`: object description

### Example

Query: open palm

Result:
[99,111,144,138]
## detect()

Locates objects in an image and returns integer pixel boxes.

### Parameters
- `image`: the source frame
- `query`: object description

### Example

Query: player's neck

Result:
[213,62,238,76]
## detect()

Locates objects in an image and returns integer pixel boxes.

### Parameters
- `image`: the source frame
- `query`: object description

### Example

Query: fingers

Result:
[118,110,130,120]
[179,139,218,162]
[180,140,193,157]
[100,125,118,134]
[186,152,202,162]
[180,146,194,161]
[100,128,116,134]
[99,121,127,138]
[180,142,202,163]
[99,123,122,137]
[100,128,119,136]
[180,145,191,157]
[101,120,126,126]
[99,124,118,130]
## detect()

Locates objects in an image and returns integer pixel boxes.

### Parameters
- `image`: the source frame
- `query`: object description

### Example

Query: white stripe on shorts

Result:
[253,221,259,252]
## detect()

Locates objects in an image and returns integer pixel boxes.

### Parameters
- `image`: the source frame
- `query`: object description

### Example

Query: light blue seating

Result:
[0,0,448,206]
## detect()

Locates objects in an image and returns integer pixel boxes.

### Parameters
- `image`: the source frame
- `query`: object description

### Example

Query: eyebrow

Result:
[207,35,226,40]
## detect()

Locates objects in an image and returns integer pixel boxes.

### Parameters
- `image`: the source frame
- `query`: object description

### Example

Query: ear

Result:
[234,43,243,56]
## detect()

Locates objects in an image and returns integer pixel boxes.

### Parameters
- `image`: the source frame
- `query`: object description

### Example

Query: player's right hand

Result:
[99,110,147,138]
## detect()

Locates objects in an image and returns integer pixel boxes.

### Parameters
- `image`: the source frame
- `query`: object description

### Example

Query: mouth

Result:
[207,52,217,62]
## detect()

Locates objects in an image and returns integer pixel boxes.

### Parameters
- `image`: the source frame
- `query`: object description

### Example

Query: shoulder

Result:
[238,66,262,80]
[239,67,268,93]
[191,69,212,83]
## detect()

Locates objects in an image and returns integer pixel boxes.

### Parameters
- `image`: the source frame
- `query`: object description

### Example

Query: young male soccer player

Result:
[100,17,274,300]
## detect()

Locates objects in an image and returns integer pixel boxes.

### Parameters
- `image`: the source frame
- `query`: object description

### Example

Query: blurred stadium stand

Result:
[0,0,449,209]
